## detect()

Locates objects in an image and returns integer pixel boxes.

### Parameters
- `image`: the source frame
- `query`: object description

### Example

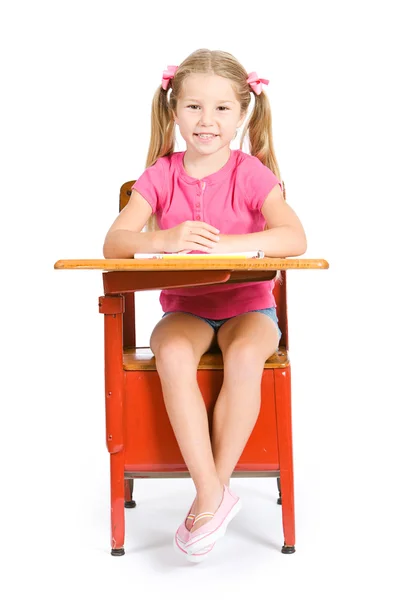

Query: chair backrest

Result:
[119,181,289,351]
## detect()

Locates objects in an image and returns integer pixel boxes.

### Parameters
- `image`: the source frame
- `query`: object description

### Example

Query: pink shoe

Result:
[173,500,215,562]
[184,485,242,554]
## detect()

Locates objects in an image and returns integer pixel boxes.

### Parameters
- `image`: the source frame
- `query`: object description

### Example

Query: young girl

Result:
[103,48,307,562]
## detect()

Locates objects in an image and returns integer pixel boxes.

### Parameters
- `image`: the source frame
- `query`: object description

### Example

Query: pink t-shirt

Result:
[132,149,282,319]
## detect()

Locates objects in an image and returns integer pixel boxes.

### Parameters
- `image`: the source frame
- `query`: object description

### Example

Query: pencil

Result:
[134,251,263,259]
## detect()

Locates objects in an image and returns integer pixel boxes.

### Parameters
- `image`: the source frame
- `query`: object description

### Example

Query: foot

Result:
[189,483,224,535]
[185,498,197,532]
[185,485,242,554]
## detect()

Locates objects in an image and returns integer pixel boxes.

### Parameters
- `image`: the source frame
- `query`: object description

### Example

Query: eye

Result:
[186,105,229,111]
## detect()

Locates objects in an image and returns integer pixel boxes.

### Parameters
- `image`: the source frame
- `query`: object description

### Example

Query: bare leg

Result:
[211,378,262,484]
[158,366,224,532]
[212,313,280,485]
[150,313,224,533]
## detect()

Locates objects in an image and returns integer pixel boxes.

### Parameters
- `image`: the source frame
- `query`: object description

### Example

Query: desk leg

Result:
[110,451,125,556]
[99,294,125,556]
[274,366,296,553]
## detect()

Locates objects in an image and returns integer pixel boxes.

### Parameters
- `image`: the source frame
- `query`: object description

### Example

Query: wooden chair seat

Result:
[123,346,289,370]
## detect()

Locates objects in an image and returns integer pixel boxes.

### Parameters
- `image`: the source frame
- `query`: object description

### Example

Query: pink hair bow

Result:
[246,72,269,95]
[161,65,179,90]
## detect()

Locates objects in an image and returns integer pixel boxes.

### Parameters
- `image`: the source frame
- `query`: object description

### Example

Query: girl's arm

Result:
[103,190,163,258]
[210,184,307,258]
[213,227,307,258]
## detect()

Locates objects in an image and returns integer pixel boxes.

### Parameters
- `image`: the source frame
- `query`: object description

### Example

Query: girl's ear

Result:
[238,112,247,128]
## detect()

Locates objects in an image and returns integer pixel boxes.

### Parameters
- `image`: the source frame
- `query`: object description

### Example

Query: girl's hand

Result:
[160,221,220,253]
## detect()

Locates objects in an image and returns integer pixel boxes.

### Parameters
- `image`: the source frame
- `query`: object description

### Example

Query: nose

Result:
[199,108,215,128]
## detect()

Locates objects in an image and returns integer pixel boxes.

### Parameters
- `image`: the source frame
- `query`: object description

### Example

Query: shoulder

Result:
[132,153,180,211]
[235,150,276,178]
[141,152,180,174]
[145,154,169,175]
[158,152,183,170]
[134,152,180,187]
[234,151,282,209]
[234,150,279,186]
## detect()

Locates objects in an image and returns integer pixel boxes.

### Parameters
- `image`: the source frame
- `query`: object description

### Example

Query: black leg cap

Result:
[111,548,125,556]
[281,545,296,554]
[125,500,136,508]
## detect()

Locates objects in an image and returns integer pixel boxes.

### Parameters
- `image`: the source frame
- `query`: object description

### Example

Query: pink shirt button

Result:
[195,202,200,207]
[195,215,201,220]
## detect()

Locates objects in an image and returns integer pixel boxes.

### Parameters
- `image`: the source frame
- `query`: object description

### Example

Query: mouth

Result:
[194,133,219,144]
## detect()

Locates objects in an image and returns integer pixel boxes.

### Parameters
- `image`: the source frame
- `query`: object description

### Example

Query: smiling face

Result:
[173,73,246,160]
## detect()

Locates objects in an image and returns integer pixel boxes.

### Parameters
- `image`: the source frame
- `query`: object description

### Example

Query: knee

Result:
[223,341,263,377]
[151,337,197,374]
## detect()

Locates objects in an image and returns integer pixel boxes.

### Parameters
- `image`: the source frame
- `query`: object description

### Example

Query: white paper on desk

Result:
[133,250,264,259]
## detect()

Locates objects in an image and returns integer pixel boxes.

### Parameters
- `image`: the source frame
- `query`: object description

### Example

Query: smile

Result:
[194,134,219,143]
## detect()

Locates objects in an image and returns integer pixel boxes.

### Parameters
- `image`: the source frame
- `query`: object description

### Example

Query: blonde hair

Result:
[143,48,284,282]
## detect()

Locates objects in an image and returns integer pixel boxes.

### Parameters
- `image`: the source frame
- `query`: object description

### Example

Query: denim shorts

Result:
[161,307,282,344]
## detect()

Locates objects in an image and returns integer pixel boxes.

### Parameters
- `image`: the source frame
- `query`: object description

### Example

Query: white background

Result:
[1,0,409,597]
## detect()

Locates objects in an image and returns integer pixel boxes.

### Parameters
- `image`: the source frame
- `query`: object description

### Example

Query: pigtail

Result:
[240,91,284,283]
[144,86,176,232]
[241,90,283,186]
